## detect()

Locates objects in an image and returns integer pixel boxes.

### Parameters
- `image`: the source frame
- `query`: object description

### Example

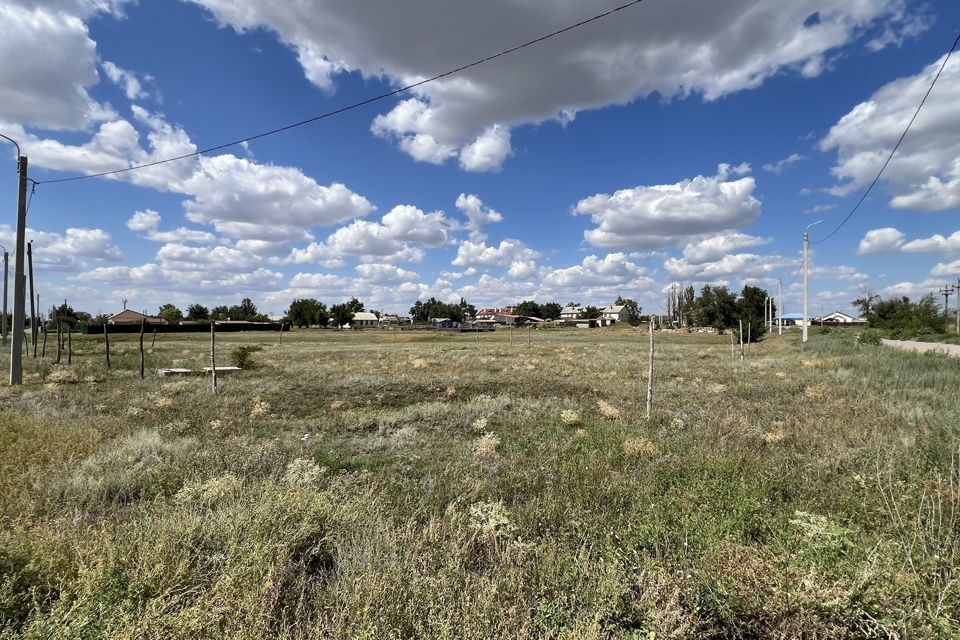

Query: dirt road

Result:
[882,339,960,358]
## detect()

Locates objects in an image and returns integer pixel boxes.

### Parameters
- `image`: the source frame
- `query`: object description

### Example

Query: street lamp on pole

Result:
[802,220,824,344]
[0,133,28,383]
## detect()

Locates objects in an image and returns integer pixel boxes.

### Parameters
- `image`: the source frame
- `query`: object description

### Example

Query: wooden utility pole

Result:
[956,278,960,334]
[939,284,955,320]
[138,318,145,379]
[33,293,39,358]
[777,277,783,336]
[103,323,110,368]
[210,321,218,393]
[26,241,36,357]
[646,317,655,418]
[0,244,7,347]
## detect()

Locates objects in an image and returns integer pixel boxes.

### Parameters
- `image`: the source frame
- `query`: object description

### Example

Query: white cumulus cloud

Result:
[574,164,761,249]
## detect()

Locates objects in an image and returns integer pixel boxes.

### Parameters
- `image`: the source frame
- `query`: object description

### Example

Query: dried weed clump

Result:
[472,433,501,460]
[46,369,79,384]
[623,437,658,458]
[468,500,516,538]
[283,458,326,486]
[597,400,622,419]
[559,409,581,425]
[250,398,271,418]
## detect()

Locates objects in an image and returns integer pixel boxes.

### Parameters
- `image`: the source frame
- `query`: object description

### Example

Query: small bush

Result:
[230,345,262,368]
[858,329,882,345]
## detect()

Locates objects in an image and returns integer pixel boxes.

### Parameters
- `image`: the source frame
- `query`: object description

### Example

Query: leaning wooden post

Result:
[103,322,110,368]
[138,318,145,379]
[67,324,72,365]
[41,322,47,358]
[210,321,218,393]
[646,317,655,419]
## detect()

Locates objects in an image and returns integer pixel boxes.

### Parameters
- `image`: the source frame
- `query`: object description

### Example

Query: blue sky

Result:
[1,0,958,318]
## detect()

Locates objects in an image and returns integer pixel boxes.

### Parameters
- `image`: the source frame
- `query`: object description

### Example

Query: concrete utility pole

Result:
[1,244,7,346]
[777,279,783,335]
[802,220,823,344]
[1,134,28,385]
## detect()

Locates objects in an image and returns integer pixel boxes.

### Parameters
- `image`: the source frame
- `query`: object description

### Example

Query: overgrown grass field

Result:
[0,326,957,638]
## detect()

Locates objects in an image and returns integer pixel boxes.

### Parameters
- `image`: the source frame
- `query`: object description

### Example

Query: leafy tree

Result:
[410,300,429,323]
[210,305,229,321]
[409,297,477,323]
[540,302,563,320]
[866,293,946,334]
[514,300,542,318]
[735,285,768,342]
[50,302,81,328]
[852,289,880,318]
[690,285,738,331]
[330,303,354,328]
[577,305,602,319]
[226,297,266,321]
[346,297,365,313]
[615,296,642,324]
[158,303,184,324]
[456,298,476,322]
[287,298,330,328]
[186,304,210,321]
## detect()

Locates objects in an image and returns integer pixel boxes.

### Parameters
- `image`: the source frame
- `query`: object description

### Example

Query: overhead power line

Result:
[39,0,647,186]
[813,31,960,245]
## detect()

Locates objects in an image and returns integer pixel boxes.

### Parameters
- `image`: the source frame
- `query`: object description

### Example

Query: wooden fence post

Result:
[646,317,655,419]
[139,319,145,379]
[739,319,744,361]
[104,323,110,368]
[41,322,47,358]
[151,328,157,349]
[67,325,72,365]
[55,321,62,364]
[210,321,218,393]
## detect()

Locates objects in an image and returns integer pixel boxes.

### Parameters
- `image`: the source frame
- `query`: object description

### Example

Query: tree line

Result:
[853,291,948,336]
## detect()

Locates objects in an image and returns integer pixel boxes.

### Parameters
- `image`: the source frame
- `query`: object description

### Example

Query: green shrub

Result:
[230,345,263,368]
[858,329,882,345]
